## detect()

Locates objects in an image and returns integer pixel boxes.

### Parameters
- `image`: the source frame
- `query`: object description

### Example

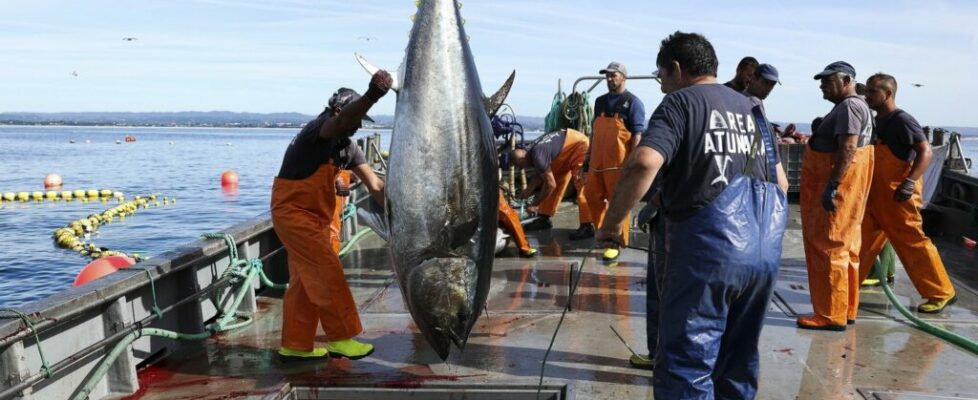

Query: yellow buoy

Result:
[62,191,73,200]
[86,189,99,198]
[3,193,14,202]
[73,190,86,198]
[31,191,44,201]
[17,192,29,202]
[99,189,112,197]
[45,191,59,201]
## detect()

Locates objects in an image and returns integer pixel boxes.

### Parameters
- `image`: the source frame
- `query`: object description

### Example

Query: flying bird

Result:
[71,71,78,77]
[122,37,137,41]
[912,83,924,87]
[357,36,377,41]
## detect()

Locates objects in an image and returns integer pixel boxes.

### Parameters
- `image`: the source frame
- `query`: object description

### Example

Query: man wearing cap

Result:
[724,56,758,92]
[583,61,646,261]
[744,63,781,109]
[510,128,592,237]
[271,70,392,362]
[857,72,956,313]
[797,61,875,331]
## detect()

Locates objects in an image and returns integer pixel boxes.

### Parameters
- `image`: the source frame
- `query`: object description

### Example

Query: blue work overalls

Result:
[652,107,787,399]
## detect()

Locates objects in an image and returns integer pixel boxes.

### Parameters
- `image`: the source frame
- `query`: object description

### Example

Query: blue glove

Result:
[821,181,839,212]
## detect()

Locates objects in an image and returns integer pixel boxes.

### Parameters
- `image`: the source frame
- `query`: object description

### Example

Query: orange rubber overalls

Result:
[329,170,352,254]
[857,144,955,302]
[537,129,592,224]
[498,191,532,254]
[800,147,874,326]
[585,101,635,245]
[272,163,362,351]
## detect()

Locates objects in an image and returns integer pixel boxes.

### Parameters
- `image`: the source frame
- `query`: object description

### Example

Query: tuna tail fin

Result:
[485,70,515,118]
[355,196,390,242]
[354,53,401,93]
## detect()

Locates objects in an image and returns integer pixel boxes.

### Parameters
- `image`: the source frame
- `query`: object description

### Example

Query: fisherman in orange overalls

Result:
[797,62,875,331]
[271,71,391,361]
[496,190,538,257]
[510,128,592,239]
[584,62,646,261]
[857,73,956,313]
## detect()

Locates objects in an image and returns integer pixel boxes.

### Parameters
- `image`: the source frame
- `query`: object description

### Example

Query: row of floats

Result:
[2,189,124,204]
[52,194,175,262]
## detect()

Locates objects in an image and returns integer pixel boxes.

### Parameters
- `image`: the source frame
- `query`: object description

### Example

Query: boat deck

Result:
[122,204,978,400]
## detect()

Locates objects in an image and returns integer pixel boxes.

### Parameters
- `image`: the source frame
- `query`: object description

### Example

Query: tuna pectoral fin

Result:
[448,219,480,250]
[485,70,516,118]
[354,53,401,92]
[355,197,390,242]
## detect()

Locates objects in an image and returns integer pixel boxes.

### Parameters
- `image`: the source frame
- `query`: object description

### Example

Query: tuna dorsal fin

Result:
[354,53,401,93]
[485,70,515,118]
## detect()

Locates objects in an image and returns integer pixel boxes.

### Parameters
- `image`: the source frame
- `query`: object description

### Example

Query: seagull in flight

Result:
[357,36,377,41]
[122,37,137,41]
[912,83,924,87]
[71,71,78,77]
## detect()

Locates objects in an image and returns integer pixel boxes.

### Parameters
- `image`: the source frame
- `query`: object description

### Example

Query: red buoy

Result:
[221,170,239,187]
[44,173,63,189]
[73,255,136,286]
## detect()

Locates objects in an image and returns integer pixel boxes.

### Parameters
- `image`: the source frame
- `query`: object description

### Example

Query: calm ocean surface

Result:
[0,125,391,307]
[0,125,975,308]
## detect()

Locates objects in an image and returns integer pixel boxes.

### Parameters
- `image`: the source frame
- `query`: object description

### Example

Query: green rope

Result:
[544,90,566,133]
[341,202,357,221]
[139,269,163,320]
[560,92,593,136]
[0,308,52,378]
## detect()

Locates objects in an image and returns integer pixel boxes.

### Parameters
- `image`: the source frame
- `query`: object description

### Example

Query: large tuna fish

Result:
[357,0,506,359]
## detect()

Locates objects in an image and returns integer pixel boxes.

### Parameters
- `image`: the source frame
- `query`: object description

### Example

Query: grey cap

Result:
[328,88,374,122]
[813,61,856,80]
[599,61,628,77]
[756,63,780,85]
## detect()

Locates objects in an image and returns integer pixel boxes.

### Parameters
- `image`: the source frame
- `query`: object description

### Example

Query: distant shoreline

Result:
[0,123,394,130]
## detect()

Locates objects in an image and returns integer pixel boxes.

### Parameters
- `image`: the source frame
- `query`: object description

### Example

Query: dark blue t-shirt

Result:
[277,114,367,180]
[594,91,646,135]
[640,84,779,220]
[529,130,568,171]
[876,109,927,162]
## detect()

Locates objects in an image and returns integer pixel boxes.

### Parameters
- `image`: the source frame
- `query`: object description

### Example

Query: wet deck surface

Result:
[123,204,978,400]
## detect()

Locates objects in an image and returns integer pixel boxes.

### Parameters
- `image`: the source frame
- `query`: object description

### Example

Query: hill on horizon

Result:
[0,111,547,130]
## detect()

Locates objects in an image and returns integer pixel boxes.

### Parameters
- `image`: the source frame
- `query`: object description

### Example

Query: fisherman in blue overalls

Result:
[596,31,788,399]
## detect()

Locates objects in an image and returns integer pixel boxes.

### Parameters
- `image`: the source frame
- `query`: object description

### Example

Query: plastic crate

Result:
[779,143,806,193]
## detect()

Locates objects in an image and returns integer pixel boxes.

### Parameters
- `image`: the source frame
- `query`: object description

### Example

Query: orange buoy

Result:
[73,255,136,286]
[44,173,63,189]
[221,170,239,187]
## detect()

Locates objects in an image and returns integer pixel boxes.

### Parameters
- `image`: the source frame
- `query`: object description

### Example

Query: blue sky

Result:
[3,0,977,127]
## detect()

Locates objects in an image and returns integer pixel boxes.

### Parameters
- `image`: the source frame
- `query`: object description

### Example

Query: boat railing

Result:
[0,215,286,400]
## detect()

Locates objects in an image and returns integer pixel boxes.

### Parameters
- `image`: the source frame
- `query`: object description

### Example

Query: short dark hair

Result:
[737,56,759,71]
[867,73,898,96]
[656,31,719,78]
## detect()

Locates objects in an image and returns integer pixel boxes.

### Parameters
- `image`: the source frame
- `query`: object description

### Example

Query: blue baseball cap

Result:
[813,61,856,80]
[756,63,780,85]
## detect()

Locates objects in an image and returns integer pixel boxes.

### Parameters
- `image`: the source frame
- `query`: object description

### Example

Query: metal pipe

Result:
[570,75,661,94]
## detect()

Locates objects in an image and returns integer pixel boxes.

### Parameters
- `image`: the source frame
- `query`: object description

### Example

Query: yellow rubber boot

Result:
[326,339,375,360]
[917,296,957,314]
[602,248,619,261]
[277,346,328,362]
[628,354,653,370]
